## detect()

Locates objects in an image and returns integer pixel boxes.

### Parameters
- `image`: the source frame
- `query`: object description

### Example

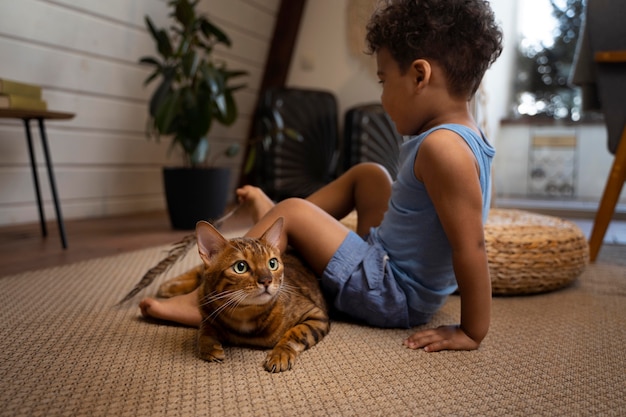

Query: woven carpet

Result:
[1,242,625,417]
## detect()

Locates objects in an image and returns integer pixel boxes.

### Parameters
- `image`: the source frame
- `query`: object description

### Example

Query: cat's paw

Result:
[198,344,225,363]
[157,280,187,298]
[263,345,297,373]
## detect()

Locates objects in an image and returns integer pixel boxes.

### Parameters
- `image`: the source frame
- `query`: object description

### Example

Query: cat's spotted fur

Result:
[157,218,329,373]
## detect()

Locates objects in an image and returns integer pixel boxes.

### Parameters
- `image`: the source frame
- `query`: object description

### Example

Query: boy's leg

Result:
[242,162,392,272]
[306,162,392,236]
[139,290,201,327]
[239,162,392,236]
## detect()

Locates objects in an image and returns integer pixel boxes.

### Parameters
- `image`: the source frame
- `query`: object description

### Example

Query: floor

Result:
[0,209,252,277]
[0,210,624,277]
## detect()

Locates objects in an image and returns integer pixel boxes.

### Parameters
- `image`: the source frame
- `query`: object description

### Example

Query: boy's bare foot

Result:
[236,185,275,222]
[139,290,202,327]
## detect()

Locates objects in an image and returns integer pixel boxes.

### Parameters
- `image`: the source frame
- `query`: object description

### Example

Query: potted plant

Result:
[140,0,247,229]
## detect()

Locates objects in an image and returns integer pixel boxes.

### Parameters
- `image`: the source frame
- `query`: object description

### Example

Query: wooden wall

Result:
[0,0,279,225]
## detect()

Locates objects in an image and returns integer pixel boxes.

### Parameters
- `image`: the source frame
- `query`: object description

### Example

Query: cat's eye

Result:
[268,258,279,271]
[232,261,249,274]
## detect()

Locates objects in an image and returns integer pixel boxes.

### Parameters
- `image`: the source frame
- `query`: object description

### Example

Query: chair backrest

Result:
[584,0,626,154]
[250,87,340,200]
[342,103,405,179]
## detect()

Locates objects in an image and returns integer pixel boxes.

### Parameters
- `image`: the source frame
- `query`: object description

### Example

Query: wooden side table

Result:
[0,108,75,249]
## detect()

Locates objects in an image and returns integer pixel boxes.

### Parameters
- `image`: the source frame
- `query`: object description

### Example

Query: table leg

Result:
[37,118,68,249]
[23,118,47,238]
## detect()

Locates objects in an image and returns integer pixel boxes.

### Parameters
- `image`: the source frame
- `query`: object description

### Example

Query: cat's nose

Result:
[258,274,272,287]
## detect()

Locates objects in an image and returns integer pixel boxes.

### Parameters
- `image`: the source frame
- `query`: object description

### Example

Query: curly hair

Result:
[365,0,503,99]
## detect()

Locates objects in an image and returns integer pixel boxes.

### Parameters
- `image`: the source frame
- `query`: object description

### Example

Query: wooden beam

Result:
[260,0,307,89]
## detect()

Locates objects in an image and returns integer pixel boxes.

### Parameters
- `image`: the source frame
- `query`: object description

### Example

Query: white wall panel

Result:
[46,0,169,27]
[0,166,163,203]
[0,127,167,166]
[0,1,156,64]
[0,38,151,101]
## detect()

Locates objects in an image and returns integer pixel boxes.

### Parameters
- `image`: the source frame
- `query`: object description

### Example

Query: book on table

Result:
[0,78,42,98]
[0,78,46,111]
[0,94,48,111]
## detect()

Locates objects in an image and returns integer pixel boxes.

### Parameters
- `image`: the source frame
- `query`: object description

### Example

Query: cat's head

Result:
[196,218,284,307]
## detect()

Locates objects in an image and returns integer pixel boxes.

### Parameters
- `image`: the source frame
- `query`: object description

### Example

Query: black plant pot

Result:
[163,167,231,230]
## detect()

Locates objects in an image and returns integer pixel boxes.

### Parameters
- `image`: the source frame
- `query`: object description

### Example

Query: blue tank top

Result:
[371,124,495,317]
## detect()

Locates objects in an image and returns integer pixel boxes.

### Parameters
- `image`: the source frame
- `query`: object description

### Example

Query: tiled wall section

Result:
[494,122,624,206]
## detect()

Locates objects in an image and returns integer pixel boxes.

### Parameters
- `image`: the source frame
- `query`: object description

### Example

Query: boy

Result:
[140,0,503,352]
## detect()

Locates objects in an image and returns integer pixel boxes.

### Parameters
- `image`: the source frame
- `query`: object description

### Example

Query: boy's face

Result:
[376,47,418,136]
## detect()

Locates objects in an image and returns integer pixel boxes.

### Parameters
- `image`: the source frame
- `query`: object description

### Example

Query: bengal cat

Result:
[157,217,330,373]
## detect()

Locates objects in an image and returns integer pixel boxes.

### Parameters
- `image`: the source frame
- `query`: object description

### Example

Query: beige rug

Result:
[0,242,625,417]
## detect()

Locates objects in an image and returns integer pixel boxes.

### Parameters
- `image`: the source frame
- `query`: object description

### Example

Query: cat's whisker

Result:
[200,289,238,307]
[205,289,247,321]
[203,291,239,311]
[277,283,300,297]
[199,290,243,325]
[204,301,233,324]
[222,290,250,315]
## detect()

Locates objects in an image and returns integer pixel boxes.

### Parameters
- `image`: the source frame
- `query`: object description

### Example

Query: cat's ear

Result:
[196,221,229,265]
[260,217,283,249]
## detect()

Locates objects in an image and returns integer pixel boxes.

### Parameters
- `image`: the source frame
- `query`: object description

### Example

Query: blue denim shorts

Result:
[321,231,411,328]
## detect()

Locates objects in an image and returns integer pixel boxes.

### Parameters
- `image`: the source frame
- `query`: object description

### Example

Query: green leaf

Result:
[283,127,304,142]
[139,56,161,67]
[200,18,231,46]
[174,0,195,28]
[185,136,210,165]
[177,36,191,56]
[143,68,161,86]
[177,86,212,141]
[227,83,246,93]
[243,146,257,174]
[157,31,173,58]
[214,92,237,125]
[181,51,200,78]
[190,137,209,165]
[224,69,248,80]
[145,16,160,42]
[145,16,173,58]
[213,93,228,120]
[270,109,285,130]
[154,90,180,133]
[149,74,174,116]
[201,65,224,95]
[225,143,240,157]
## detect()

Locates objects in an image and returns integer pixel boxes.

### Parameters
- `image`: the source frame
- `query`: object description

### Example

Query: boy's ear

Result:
[195,220,228,266]
[411,59,431,90]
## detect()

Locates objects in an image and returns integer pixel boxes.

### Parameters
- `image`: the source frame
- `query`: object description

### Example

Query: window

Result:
[512,0,585,120]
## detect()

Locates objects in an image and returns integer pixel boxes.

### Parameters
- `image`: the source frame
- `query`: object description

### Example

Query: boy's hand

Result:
[404,325,480,352]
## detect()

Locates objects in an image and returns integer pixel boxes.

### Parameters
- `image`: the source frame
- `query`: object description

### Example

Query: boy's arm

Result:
[404,130,491,352]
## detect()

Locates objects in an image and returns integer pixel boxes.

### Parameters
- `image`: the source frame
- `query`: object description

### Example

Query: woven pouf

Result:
[485,208,588,295]
[340,208,589,295]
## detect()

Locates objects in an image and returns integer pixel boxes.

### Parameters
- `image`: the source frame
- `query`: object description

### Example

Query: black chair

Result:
[249,87,340,201]
[571,0,626,261]
[342,103,405,179]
